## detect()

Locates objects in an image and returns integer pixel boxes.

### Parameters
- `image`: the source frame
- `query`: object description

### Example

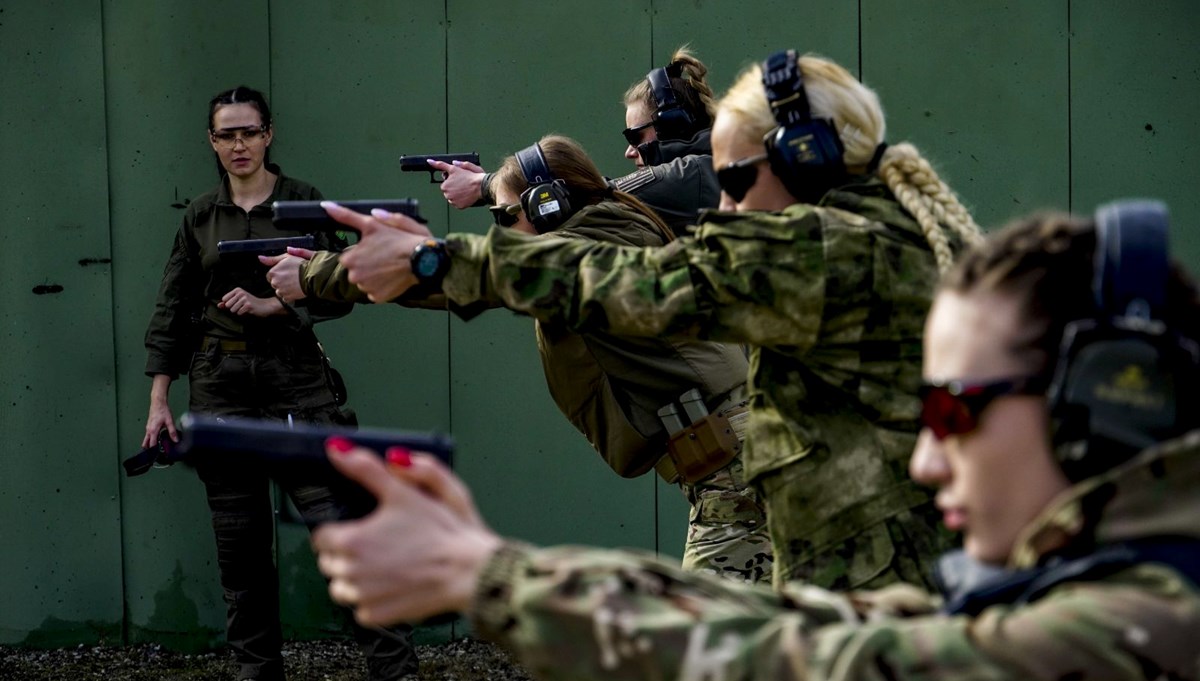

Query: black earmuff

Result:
[1046,199,1198,480]
[647,63,698,141]
[515,143,574,234]
[760,49,847,204]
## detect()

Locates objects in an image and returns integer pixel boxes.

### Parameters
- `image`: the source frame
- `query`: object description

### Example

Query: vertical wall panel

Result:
[650,0,860,559]
[652,0,859,92]
[445,0,660,552]
[104,0,271,649]
[863,1,1069,230]
[0,0,122,647]
[267,0,452,639]
[4,0,1200,651]
[1070,0,1200,262]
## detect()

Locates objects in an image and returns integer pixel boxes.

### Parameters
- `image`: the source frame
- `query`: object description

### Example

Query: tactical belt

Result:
[200,336,252,353]
[656,400,750,485]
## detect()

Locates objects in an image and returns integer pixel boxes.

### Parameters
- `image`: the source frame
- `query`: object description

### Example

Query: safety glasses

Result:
[488,203,523,228]
[918,375,1048,440]
[622,120,655,147]
[716,153,769,202]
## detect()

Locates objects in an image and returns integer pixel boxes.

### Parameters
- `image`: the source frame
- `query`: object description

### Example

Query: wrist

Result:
[411,238,451,287]
[467,539,532,641]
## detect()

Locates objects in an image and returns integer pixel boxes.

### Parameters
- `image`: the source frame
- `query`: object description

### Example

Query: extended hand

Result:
[428,159,486,209]
[312,443,502,626]
[142,400,177,449]
[324,202,434,303]
[218,287,285,316]
[261,247,316,302]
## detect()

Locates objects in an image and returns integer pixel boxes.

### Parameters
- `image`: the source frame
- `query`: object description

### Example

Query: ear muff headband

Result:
[760,49,847,204]
[646,63,697,142]
[1046,199,1195,479]
[515,143,574,234]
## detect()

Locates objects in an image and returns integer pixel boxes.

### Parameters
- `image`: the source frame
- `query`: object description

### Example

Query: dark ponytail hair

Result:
[493,135,676,242]
[207,85,272,178]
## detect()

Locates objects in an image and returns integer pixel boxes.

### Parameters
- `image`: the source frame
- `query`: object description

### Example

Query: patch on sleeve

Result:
[613,167,658,194]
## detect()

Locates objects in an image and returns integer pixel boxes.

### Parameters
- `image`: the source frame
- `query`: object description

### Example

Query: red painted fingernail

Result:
[327,436,354,454]
[386,447,412,467]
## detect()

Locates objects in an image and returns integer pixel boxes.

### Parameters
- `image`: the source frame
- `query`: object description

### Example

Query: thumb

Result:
[457,160,485,173]
[287,246,316,260]
[259,253,286,266]
[325,442,409,505]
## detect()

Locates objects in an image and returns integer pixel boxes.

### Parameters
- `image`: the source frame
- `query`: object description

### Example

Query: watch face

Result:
[413,241,447,281]
[414,249,439,278]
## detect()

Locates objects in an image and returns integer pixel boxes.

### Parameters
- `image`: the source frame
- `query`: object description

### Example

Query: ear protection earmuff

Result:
[760,49,847,204]
[515,143,575,234]
[1046,199,1199,480]
[646,63,699,141]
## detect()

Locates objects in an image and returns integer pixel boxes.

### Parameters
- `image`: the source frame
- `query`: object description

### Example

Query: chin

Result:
[964,538,1010,566]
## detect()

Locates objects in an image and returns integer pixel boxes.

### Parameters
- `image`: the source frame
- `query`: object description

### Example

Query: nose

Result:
[624,144,640,161]
[909,429,951,487]
[718,192,737,211]
[231,136,248,150]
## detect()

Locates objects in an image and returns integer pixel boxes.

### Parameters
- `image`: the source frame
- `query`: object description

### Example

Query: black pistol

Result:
[216,234,317,259]
[272,199,425,234]
[122,413,455,522]
[399,153,481,183]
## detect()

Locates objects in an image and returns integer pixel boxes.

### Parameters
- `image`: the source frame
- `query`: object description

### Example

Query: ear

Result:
[263,125,273,148]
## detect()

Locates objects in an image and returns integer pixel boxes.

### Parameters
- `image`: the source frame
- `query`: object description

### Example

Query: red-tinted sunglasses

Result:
[918,375,1049,440]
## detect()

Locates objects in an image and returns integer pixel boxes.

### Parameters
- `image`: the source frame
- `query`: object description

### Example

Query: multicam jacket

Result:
[468,431,1200,680]
[297,201,747,479]
[441,177,948,583]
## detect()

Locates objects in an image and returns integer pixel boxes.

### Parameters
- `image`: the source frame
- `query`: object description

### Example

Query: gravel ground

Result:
[0,637,534,681]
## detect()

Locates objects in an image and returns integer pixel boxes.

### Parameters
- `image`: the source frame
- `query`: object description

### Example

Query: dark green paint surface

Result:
[2,0,1197,650]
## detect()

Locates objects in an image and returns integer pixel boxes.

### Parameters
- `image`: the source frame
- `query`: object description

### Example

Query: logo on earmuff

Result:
[787,134,818,163]
[1092,364,1165,409]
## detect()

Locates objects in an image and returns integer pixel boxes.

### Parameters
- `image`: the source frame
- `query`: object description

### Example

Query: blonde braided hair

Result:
[717,54,982,272]
[879,143,982,272]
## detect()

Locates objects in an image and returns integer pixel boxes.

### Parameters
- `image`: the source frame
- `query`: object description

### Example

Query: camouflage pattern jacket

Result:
[296,201,747,479]
[443,178,940,531]
[468,431,1200,680]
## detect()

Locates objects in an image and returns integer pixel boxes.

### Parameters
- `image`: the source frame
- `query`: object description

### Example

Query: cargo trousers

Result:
[189,340,416,681]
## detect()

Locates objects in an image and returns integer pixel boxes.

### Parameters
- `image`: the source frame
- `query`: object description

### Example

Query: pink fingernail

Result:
[327,436,354,454]
[371,208,392,218]
[386,447,412,467]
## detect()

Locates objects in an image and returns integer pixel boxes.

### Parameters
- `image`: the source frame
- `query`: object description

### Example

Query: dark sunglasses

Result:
[488,203,523,228]
[716,153,769,202]
[918,375,1049,440]
[622,120,655,147]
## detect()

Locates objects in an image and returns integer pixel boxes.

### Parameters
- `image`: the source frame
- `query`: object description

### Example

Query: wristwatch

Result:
[411,238,450,285]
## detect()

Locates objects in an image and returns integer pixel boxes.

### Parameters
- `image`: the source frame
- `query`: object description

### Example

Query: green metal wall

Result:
[2,0,1197,650]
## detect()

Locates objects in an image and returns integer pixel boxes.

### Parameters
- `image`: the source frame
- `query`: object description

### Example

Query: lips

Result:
[941,507,967,531]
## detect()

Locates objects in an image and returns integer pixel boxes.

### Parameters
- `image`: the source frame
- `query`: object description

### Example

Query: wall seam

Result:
[648,0,660,557]
[444,0,453,438]
[858,0,864,77]
[1067,0,1073,212]
[98,0,130,647]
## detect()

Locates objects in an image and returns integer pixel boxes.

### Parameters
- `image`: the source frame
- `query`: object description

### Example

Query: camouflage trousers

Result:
[679,455,773,584]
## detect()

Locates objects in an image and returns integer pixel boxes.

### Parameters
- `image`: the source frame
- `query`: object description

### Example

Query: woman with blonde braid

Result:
[326,49,981,590]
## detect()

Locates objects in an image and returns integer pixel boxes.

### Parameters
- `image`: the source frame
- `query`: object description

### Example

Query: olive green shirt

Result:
[145,166,351,377]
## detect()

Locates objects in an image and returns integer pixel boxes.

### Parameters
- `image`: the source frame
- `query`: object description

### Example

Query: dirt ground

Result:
[0,637,534,681]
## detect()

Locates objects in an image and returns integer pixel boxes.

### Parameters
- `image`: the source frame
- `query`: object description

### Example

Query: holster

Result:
[663,411,742,484]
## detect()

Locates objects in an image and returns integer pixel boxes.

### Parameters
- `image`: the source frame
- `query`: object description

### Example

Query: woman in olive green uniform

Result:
[142,86,414,681]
